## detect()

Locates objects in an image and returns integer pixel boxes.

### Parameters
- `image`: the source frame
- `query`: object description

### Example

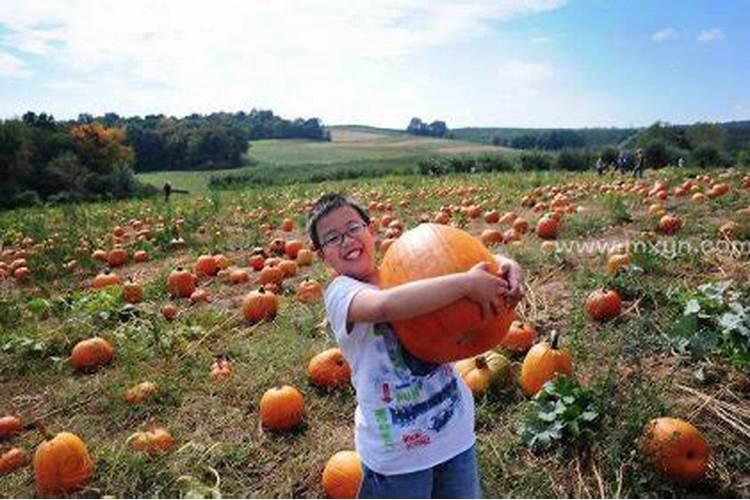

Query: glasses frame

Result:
[320,221,368,250]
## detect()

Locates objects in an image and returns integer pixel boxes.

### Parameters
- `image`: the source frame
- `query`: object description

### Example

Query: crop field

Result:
[1,164,750,498]
[137,126,514,194]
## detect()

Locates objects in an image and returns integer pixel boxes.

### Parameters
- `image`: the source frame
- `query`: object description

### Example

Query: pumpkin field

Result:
[1,160,750,497]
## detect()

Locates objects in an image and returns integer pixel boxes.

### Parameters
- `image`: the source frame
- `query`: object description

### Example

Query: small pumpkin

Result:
[296,279,323,304]
[122,278,144,304]
[520,330,574,396]
[281,218,295,232]
[257,264,284,286]
[285,240,303,259]
[162,303,178,321]
[641,417,709,484]
[92,269,122,289]
[259,385,305,431]
[33,428,93,497]
[322,450,362,499]
[213,254,231,270]
[607,253,631,276]
[195,255,218,277]
[307,348,351,388]
[167,267,197,298]
[499,321,536,352]
[133,250,149,263]
[296,248,314,266]
[131,427,176,456]
[70,337,114,370]
[210,355,233,381]
[105,247,127,267]
[189,288,211,305]
[455,351,512,396]
[242,287,279,324]
[229,269,250,284]
[479,229,503,247]
[278,259,298,278]
[585,289,622,321]
[0,415,22,440]
[0,447,27,476]
[658,214,682,235]
[125,381,158,404]
[535,216,559,240]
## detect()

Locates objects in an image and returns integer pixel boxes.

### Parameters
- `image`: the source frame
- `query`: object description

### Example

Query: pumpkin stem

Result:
[35,422,53,441]
[475,355,488,369]
[550,330,561,349]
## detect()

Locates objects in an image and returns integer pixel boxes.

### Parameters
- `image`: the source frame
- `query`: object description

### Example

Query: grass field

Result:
[1,165,750,498]
[138,126,515,193]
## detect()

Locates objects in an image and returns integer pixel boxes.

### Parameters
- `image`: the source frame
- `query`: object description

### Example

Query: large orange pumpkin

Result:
[34,429,93,497]
[520,330,573,396]
[322,450,362,499]
[641,417,709,484]
[307,348,351,388]
[259,385,305,431]
[296,279,323,304]
[379,224,514,363]
[70,337,114,370]
[585,289,622,321]
[92,269,122,289]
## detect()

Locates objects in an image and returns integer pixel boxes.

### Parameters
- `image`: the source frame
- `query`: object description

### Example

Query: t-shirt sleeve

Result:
[324,276,372,345]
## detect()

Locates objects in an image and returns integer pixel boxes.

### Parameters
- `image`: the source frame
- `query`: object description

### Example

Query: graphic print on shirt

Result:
[371,323,463,451]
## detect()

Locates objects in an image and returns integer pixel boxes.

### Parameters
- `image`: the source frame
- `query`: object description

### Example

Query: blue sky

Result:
[0,0,748,128]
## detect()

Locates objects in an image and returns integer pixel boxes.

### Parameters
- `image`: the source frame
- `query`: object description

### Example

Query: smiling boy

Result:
[307,193,524,498]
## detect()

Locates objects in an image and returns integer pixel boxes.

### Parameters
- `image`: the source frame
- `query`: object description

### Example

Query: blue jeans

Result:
[358,445,481,499]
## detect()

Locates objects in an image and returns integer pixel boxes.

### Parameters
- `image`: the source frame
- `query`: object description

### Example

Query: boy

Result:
[307,194,524,499]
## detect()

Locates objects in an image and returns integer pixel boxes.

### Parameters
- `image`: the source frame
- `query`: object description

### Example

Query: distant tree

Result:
[70,123,134,173]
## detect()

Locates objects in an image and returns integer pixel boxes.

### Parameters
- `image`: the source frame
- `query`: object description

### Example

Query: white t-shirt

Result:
[324,275,475,475]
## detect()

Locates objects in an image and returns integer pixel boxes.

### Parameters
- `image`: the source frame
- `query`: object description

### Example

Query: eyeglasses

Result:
[320,222,367,249]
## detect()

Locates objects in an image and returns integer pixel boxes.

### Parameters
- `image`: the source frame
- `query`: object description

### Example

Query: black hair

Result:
[305,193,370,250]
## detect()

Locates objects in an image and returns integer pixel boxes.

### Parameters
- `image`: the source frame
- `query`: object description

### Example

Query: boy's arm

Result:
[348,262,509,324]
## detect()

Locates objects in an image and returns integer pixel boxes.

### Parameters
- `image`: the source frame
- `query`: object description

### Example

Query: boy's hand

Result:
[465,261,510,319]
[494,255,525,307]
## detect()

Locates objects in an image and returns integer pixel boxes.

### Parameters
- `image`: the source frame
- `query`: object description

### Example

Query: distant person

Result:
[633,148,645,178]
[164,182,172,201]
[617,151,628,174]
[678,157,685,169]
[595,157,604,176]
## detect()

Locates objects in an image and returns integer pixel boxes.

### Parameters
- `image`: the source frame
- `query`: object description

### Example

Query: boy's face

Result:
[316,206,377,280]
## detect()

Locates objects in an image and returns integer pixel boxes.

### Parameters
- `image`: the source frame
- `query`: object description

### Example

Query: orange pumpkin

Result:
[285,240,303,259]
[307,348,351,388]
[106,247,127,267]
[0,415,22,439]
[322,451,362,499]
[641,417,709,484]
[607,253,631,276]
[70,337,114,370]
[131,427,176,456]
[296,279,323,304]
[258,264,284,286]
[162,303,178,321]
[34,429,93,497]
[379,224,514,363]
[658,214,682,235]
[585,289,622,321]
[92,269,122,289]
[512,217,529,234]
[242,287,279,324]
[0,447,27,475]
[167,267,197,298]
[259,385,305,431]
[189,288,210,305]
[535,216,559,240]
[195,255,218,277]
[278,259,298,278]
[281,218,295,232]
[229,269,250,284]
[499,321,536,352]
[91,249,108,262]
[520,330,574,396]
[133,250,149,263]
[479,229,503,247]
[484,210,500,224]
[122,278,143,304]
[455,351,512,396]
[210,355,233,381]
[296,248,315,266]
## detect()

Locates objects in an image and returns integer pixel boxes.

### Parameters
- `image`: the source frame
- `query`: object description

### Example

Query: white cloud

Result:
[651,28,678,43]
[0,0,567,123]
[697,28,726,43]
[496,59,554,95]
[0,52,31,77]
